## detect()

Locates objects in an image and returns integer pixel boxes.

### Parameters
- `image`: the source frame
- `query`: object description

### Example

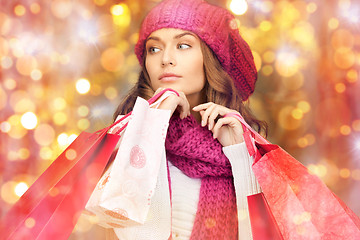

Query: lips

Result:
[159,73,181,82]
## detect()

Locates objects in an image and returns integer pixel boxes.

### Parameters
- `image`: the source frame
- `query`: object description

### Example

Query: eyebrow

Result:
[146,32,197,43]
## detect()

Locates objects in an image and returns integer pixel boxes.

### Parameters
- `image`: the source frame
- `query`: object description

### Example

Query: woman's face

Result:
[145,28,206,102]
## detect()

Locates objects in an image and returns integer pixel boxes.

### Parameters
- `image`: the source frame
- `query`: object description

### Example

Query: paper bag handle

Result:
[95,88,179,136]
[223,112,268,157]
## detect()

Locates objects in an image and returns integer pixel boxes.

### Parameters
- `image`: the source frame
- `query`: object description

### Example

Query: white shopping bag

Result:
[85,96,171,228]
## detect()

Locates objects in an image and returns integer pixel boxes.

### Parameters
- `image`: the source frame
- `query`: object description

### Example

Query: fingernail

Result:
[201,120,205,127]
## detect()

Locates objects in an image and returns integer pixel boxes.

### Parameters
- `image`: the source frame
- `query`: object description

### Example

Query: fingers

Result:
[193,102,234,129]
[192,102,213,111]
[153,88,190,119]
[193,102,216,128]
[194,102,245,145]
[201,103,217,129]
[177,91,191,119]
[212,117,231,139]
[212,117,245,145]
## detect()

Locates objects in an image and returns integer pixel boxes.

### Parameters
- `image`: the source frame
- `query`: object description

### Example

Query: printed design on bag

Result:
[147,190,153,206]
[107,222,125,228]
[105,208,129,220]
[98,173,110,190]
[111,126,121,134]
[109,117,128,134]
[130,145,146,168]
[122,180,139,197]
[83,209,96,216]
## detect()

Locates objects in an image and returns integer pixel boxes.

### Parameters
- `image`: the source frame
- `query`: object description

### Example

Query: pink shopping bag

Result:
[226,113,360,240]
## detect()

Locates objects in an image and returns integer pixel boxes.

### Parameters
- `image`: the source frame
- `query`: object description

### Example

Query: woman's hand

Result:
[152,88,191,119]
[192,102,244,147]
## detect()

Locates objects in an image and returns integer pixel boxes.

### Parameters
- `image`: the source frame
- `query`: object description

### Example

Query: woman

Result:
[108,0,266,239]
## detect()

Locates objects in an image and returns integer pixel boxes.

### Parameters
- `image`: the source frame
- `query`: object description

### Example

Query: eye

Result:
[178,43,191,49]
[148,46,160,54]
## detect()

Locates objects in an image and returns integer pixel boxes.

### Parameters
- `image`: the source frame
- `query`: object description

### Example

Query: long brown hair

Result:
[113,40,267,135]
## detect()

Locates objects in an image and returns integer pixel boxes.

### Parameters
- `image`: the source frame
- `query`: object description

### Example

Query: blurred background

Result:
[0,0,359,238]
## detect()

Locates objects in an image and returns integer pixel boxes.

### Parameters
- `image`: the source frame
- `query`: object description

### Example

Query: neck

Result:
[186,89,206,123]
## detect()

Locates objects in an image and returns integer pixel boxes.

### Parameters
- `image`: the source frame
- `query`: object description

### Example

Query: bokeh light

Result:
[16,55,38,75]
[111,4,125,16]
[53,97,67,111]
[275,49,301,77]
[57,133,70,146]
[51,0,73,19]
[30,69,43,81]
[34,124,56,146]
[76,78,91,94]
[14,182,29,197]
[30,3,41,14]
[252,51,262,71]
[278,106,302,130]
[1,56,13,69]
[14,5,26,16]
[100,48,125,72]
[229,0,248,16]
[1,181,21,204]
[21,112,38,130]
[53,112,67,125]
[0,122,11,133]
[111,4,131,28]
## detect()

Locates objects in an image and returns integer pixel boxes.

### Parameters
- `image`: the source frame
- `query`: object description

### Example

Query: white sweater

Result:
[113,142,261,240]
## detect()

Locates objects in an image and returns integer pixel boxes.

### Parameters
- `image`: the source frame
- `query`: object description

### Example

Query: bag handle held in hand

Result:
[223,112,268,157]
[95,88,180,136]
[112,88,179,135]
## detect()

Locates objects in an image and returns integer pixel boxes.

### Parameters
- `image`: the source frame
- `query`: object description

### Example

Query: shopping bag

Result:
[247,192,283,240]
[85,93,174,227]
[227,113,360,239]
[0,128,121,240]
[0,88,178,240]
[252,142,360,239]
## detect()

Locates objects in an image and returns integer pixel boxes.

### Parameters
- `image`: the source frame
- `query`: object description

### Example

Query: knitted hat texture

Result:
[135,0,258,100]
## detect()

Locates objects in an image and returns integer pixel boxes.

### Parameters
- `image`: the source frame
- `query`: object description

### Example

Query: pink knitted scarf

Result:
[165,114,238,239]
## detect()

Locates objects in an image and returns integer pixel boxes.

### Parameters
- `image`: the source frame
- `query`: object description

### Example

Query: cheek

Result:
[145,59,157,84]
[145,59,152,76]
[192,57,205,86]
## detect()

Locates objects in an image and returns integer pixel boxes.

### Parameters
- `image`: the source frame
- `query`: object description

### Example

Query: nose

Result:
[161,47,176,67]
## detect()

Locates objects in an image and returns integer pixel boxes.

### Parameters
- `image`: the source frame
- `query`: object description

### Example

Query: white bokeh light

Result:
[15,182,29,197]
[21,112,38,130]
[57,133,69,146]
[229,0,248,15]
[76,78,91,94]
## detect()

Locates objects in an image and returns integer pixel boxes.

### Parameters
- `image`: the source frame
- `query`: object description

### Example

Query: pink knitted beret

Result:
[135,0,257,100]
